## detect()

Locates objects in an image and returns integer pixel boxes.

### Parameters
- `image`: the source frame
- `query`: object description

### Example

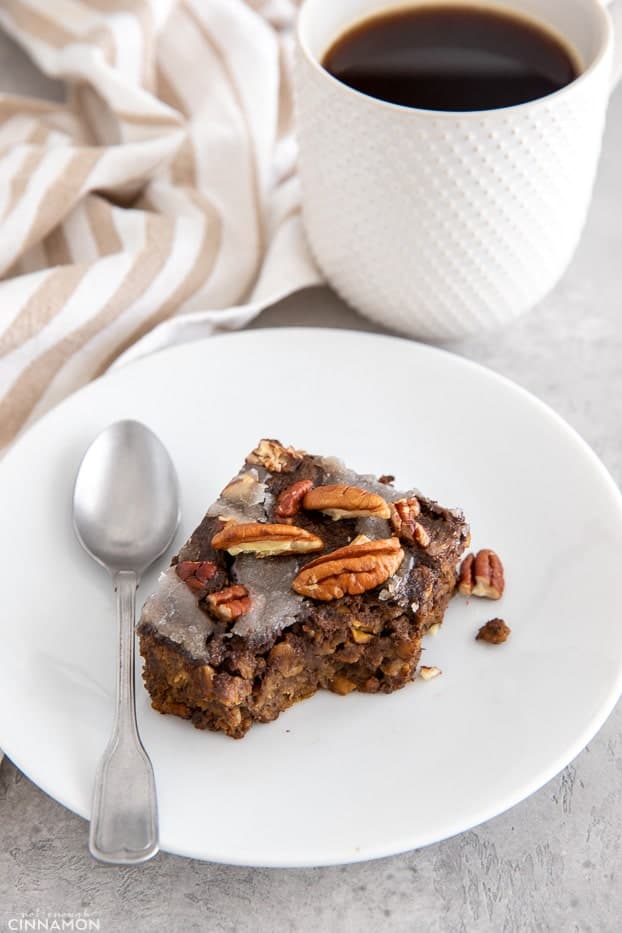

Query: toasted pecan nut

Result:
[476,618,511,644]
[211,522,324,557]
[392,496,421,522]
[303,483,391,520]
[292,537,404,601]
[175,560,218,593]
[458,549,505,599]
[390,497,431,548]
[246,438,304,473]
[457,554,475,595]
[275,479,314,520]
[413,522,431,548]
[206,585,251,622]
[419,665,442,680]
[221,472,259,503]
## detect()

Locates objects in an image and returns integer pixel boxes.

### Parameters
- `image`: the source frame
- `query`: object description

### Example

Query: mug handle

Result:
[604,0,622,88]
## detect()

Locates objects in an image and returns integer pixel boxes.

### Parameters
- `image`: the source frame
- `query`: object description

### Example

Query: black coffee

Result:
[322,5,579,111]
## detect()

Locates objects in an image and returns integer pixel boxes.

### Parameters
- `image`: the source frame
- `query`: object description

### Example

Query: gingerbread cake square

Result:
[138,439,469,738]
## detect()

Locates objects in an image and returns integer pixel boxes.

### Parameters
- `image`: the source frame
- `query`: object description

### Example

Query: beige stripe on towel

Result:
[0,215,175,443]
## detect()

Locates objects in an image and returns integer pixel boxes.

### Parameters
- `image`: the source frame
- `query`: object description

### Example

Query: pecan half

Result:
[275,479,314,520]
[476,618,511,644]
[175,560,218,593]
[292,537,404,601]
[221,471,260,504]
[302,483,391,520]
[392,496,421,521]
[206,585,251,622]
[390,497,430,548]
[246,438,304,473]
[211,522,324,557]
[413,523,431,548]
[458,549,505,599]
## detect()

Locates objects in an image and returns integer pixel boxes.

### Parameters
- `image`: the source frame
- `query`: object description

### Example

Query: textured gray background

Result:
[1,26,621,933]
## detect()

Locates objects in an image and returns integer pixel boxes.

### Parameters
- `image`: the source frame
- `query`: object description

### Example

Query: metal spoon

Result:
[73,420,180,864]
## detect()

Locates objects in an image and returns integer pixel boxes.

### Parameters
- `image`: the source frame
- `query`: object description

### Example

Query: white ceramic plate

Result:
[1,328,622,868]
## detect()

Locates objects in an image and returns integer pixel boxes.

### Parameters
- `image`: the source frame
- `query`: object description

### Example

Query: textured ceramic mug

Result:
[295,0,622,338]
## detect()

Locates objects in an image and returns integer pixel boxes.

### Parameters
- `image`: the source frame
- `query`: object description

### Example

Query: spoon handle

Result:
[89,570,159,864]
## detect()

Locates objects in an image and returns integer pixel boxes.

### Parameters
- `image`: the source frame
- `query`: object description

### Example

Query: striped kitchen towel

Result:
[0,0,320,449]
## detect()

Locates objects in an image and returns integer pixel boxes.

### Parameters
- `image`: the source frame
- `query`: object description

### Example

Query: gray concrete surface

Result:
[1,26,621,933]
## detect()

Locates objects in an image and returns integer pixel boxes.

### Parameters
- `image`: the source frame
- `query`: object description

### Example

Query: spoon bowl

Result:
[73,420,180,575]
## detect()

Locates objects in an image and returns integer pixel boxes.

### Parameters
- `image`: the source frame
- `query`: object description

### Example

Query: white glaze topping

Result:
[140,567,215,659]
[206,468,268,523]
[231,554,304,639]
[318,455,418,505]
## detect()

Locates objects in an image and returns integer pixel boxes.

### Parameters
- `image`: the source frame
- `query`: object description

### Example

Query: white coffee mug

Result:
[294,0,622,338]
